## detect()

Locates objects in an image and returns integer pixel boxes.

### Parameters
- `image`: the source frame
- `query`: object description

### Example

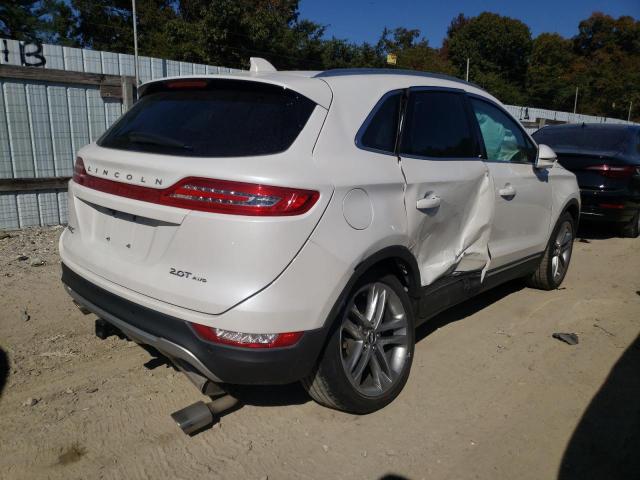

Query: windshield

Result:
[98,80,316,157]
[533,126,630,153]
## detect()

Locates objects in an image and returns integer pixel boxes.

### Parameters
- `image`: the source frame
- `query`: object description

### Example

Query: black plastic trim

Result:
[416,253,543,324]
[61,263,328,385]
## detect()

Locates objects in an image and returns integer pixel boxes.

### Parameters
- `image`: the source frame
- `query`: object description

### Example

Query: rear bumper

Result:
[62,263,328,385]
[579,190,639,223]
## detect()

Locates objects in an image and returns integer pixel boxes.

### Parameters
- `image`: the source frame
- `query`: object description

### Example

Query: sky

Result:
[299,0,640,47]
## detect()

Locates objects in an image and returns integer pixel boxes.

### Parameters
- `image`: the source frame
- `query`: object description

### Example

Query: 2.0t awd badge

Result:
[169,267,207,283]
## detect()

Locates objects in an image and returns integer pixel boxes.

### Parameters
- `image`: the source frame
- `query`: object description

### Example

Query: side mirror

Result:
[535,144,557,169]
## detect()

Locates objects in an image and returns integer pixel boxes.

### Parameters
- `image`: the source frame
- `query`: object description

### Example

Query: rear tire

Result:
[302,273,415,414]
[620,210,640,238]
[527,212,575,290]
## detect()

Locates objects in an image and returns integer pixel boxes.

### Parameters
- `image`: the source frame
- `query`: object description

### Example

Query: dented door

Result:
[399,88,494,286]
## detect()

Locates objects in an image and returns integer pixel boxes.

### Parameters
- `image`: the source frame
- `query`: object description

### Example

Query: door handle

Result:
[498,185,516,197]
[417,195,441,210]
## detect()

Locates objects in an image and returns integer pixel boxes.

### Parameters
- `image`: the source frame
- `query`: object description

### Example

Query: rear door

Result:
[468,96,552,269]
[399,88,494,286]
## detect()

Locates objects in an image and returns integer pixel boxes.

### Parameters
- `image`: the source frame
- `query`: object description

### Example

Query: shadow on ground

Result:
[140,343,310,408]
[0,346,8,397]
[577,220,621,240]
[416,279,525,343]
[558,334,640,480]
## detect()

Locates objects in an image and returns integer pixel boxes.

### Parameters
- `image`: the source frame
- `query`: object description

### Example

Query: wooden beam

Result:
[0,64,133,86]
[0,177,71,192]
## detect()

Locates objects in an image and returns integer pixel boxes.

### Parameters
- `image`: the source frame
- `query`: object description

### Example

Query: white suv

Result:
[60,59,579,414]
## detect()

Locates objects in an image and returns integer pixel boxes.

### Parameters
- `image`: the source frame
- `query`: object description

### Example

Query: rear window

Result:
[98,80,316,157]
[533,127,630,152]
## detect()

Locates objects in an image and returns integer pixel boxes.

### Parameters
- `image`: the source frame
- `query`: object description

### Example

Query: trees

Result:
[527,33,576,111]
[567,13,640,119]
[1,3,638,120]
[377,27,453,74]
[0,0,72,43]
[443,12,532,104]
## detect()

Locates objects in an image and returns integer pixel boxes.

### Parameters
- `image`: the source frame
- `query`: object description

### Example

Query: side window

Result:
[400,91,477,158]
[470,98,537,163]
[359,93,402,153]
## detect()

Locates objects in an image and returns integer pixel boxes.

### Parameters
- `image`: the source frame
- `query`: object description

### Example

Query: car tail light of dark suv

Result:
[72,157,319,216]
[585,164,640,179]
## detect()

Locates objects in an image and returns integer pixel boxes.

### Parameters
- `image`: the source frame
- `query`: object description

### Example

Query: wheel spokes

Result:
[376,315,406,333]
[369,352,393,391]
[343,319,363,340]
[350,305,369,327]
[344,340,364,373]
[377,335,406,347]
[373,346,393,377]
[340,282,410,396]
[352,346,372,384]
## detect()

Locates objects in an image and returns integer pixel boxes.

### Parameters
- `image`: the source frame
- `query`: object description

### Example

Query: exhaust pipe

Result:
[171,395,238,435]
[171,396,239,435]
[171,401,214,435]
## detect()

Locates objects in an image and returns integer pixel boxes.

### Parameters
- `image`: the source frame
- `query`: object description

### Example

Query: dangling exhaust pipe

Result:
[171,401,214,435]
[169,358,239,434]
[171,396,239,435]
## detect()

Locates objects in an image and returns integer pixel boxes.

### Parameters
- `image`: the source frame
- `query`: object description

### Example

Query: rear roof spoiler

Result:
[138,64,332,109]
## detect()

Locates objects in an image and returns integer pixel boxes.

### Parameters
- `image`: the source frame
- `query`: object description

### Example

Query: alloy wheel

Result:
[551,220,573,281]
[339,282,409,397]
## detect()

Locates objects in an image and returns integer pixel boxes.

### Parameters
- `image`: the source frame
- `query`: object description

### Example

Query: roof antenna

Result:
[249,57,277,73]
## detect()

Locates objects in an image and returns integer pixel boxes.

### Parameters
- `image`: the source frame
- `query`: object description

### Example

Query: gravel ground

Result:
[0,225,638,480]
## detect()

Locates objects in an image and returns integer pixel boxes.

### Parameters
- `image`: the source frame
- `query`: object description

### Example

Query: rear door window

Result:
[99,80,316,157]
[400,90,478,158]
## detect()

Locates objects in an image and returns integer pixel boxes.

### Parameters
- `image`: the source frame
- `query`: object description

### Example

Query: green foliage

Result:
[0,0,71,42]
[2,3,638,120]
[568,13,640,120]
[527,33,577,110]
[444,12,532,98]
[378,27,454,74]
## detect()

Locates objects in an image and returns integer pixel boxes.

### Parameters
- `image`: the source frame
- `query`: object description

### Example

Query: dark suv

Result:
[533,123,640,237]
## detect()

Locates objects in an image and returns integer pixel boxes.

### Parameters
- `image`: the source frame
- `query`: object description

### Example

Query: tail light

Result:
[190,323,303,349]
[72,157,319,216]
[585,164,639,179]
[165,79,208,89]
[599,203,625,209]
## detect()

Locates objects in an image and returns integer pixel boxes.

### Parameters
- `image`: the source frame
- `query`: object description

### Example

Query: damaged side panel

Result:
[400,158,495,286]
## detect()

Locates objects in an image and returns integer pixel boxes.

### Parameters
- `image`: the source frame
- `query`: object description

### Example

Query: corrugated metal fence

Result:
[0,38,636,229]
[0,38,239,229]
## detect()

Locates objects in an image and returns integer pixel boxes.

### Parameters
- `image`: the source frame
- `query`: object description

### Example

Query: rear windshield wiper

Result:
[126,131,193,151]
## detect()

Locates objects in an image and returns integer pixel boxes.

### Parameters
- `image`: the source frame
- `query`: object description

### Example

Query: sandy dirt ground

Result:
[0,225,638,480]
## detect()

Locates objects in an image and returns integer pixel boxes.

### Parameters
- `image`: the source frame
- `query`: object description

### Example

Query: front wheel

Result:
[302,273,415,414]
[527,212,575,290]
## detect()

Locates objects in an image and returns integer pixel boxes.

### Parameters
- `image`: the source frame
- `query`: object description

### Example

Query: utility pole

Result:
[628,101,633,122]
[573,87,579,114]
[465,58,470,82]
[132,0,140,94]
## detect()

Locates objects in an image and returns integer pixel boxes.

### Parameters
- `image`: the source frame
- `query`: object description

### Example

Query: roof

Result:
[138,58,492,109]
[315,68,485,91]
